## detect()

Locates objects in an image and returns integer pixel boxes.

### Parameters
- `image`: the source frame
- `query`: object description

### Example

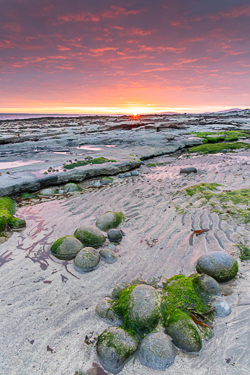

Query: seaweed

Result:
[64,157,117,170]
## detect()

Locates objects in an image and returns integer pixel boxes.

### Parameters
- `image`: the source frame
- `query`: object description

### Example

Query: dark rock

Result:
[107,229,123,242]
[97,327,138,373]
[139,331,175,370]
[124,172,131,177]
[196,251,238,282]
[118,174,125,178]
[100,177,113,185]
[131,171,139,176]
[180,167,197,174]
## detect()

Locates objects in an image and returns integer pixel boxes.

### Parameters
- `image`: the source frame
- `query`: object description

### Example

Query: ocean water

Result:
[0,113,102,121]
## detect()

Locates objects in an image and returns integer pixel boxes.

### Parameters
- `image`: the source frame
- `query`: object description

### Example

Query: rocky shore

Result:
[0,110,250,375]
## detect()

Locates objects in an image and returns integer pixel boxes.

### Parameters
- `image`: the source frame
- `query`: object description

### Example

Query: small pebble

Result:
[118,174,125,178]
[125,172,131,177]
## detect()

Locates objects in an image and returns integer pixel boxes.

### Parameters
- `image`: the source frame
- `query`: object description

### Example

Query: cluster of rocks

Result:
[50,210,125,272]
[94,251,238,373]
[39,182,82,196]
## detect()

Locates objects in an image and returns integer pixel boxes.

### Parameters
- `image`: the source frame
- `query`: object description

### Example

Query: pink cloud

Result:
[209,5,250,20]
[57,45,71,51]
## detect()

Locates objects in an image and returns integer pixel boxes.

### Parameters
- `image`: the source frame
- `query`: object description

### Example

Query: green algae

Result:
[192,130,250,142]
[161,275,212,327]
[238,243,250,261]
[96,211,125,232]
[63,182,82,192]
[189,142,250,154]
[64,157,117,170]
[181,182,222,199]
[0,197,26,232]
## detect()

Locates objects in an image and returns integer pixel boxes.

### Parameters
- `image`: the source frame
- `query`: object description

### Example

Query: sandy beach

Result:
[1,113,250,375]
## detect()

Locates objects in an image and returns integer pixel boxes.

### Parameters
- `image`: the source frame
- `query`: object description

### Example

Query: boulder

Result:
[100,177,113,185]
[165,310,202,352]
[131,171,139,176]
[107,229,123,242]
[99,248,117,263]
[196,251,238,282]
[96,211,125,232]
[139,331,175,370]
[50,235,83,260]
[128,284,160,333]
[97,327,138,373]
[38,188,57,196]
[74,225,105,247]
[95,297,118,323]
[74,247,100,272]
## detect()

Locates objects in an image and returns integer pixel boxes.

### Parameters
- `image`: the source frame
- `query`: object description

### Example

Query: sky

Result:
[0,0,250,114]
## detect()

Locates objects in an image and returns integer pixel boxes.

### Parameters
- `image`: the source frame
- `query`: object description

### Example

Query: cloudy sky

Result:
[0,0,249,113]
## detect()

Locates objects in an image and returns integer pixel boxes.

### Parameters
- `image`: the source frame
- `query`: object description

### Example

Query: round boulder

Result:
[139,331,175,370]
[74,225,105,247]
[99,248,117,263]
[96,211,125,232]
[100,177,113,185]
[196,251,238,282]
[180,167,197,174]
[39,188,57,196]
[107,229,123,242]
[74,247,100,272]
[129,284,160,332]
[212,300,231,317]
[194,274,221,295]
[63,183,82,192]
[131,171,139,176]
[50,235,83,260]
[95,297,118,324]
[165,310,202,352]
[97,327,138,373]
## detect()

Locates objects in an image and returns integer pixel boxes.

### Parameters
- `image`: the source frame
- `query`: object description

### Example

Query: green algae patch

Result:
[161,275,212,327]
[0,197,26,232]
[64,157,117,170]
[237,243,250,261]
[192,130,250,142]
[181,182,222,199]
[189,141,250,154]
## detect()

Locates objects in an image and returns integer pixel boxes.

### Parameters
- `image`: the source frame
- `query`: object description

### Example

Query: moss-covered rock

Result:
[97,327,138,373]
[74,225,105,247]
[95,297,118,324]
[0,197,26,232]
[113,284,160,336]
[196,251,238,282]
[165,310,202,352]
[139,331,175,370]
[38,188,58,196]
[74,247,100,272]
[99,248,117,263]
[96,211,125,232]
[50,235,83,260]
[63,183,82,192]
[193,274,221,296]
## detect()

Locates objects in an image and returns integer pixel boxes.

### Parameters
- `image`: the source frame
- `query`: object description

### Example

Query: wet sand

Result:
[1,148,250,374]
